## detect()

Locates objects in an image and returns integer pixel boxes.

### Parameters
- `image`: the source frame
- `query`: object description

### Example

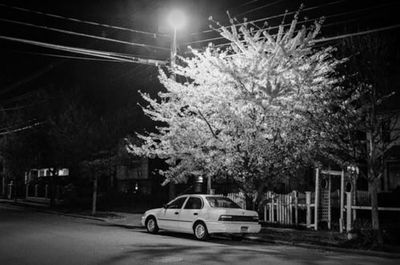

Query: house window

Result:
[387,162,400,191]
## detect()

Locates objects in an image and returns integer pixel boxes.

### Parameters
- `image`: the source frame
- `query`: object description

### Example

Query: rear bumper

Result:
[206,221,261,234]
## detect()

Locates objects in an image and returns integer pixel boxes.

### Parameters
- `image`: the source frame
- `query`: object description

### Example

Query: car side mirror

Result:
[163,204,168,209]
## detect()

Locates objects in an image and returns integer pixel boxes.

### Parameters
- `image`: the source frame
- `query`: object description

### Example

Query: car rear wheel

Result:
[231,234,244,241]
[194,222,209,241]
[146,216,159,234]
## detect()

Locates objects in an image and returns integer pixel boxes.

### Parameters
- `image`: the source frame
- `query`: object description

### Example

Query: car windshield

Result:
[206,197,241,209]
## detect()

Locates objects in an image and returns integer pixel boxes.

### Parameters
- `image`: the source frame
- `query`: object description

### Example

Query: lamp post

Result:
[167,9,185,199]
[167,9,185,74]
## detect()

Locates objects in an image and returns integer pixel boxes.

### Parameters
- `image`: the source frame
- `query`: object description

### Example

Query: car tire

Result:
[194,222,209,241]
[146,216,159,234]
[231,235,244,241]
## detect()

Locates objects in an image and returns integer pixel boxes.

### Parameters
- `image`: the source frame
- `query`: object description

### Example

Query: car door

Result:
[179,196,203,233]
[158,196,188,231]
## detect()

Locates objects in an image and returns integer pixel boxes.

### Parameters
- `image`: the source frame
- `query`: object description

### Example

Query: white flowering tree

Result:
[130,14,342,202]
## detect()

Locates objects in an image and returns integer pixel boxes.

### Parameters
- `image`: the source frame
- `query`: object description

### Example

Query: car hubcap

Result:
[195,224,205,238]
[148,219,155,231]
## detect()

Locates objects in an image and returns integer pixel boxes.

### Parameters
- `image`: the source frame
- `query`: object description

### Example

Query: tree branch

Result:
[197,109,220,140]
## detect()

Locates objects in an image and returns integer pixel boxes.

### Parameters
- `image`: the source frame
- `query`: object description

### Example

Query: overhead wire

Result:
[190,0,346,36]
[0,35,167,66]
[3,49,126,63]
[0,18,170,51]
[212,16,377,49]
[0,121,44,136]
[0,3,168,38]
[236,0,285,18]
[311,24,400,44]
[184,1,398,46]
[239,0,262,7]
[211,23,400,51]
[0,100,48,112]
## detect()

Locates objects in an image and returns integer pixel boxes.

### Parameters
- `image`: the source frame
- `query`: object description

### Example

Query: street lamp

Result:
[167,9,186,72]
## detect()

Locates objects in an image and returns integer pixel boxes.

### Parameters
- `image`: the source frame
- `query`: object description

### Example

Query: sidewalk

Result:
[1,198,400,258]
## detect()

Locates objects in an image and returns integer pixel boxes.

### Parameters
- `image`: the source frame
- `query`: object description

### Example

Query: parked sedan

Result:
[141,194,261,240]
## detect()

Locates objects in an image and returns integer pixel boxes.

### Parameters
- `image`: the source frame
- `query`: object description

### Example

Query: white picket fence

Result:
[226,192,246,209]
[263,191,317,229]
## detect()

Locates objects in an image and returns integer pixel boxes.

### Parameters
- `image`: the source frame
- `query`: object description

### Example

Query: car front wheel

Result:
[146,216,159,234]
[194,222,209,241]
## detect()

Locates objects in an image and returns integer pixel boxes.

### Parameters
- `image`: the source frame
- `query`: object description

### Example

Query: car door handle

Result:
[174,212,179,215]
[193,213,198,216]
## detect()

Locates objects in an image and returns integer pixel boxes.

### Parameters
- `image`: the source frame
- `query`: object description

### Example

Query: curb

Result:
[0,200,109,223]
[245,235,400,259]
[1,199,143,227]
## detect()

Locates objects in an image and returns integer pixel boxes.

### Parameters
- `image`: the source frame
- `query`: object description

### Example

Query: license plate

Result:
[240,226,248,232]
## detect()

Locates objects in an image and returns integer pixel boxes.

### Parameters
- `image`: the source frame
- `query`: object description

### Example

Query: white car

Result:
[141,194,261,240]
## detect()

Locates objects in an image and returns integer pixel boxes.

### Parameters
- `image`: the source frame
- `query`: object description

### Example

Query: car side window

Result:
[184,197,203,210]
[167,197,187,209]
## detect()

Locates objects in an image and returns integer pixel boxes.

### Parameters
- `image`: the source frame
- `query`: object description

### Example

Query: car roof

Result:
[178,194,225,198]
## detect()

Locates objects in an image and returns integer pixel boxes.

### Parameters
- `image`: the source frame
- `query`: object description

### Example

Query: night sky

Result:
[0,0,399,121]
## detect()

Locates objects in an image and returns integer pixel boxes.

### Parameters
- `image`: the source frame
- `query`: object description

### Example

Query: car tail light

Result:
[252,215,259,222]
[218,215,233,221]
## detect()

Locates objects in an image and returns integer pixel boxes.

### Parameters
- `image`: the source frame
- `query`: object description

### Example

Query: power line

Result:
[0,18,170,51]
[0,121,44,136]
[239,0,262,8]
[4,49,124,63]
[236,0,285,18]
[190,0,346,36]
[311,24,400,44]
[213,23,400,50]
[0,100,48,111]
[0,3,168,38]
[0,64,57,96]
[185,2,398,46]
[0,35,167,66]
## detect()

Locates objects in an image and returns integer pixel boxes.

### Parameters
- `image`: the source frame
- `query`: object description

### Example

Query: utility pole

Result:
[167,9,185,200]
[168,26,177,201]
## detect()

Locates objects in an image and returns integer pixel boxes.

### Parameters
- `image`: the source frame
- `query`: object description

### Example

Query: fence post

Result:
[328,175,332,230]
[281,194,284,224]
[346,192,352,232]
[264,204,267,222]
[271,193,275,223]
[306,191,311,228]
[286,194,290,225]
[288,194,292,225]
[8,181,13,199]
[277,194,280,223]
[314,168,320,231]
[293,191,298,225]
[340,170,345,233]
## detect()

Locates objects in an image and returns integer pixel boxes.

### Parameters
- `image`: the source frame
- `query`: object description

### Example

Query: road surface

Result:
[0,203,398,265]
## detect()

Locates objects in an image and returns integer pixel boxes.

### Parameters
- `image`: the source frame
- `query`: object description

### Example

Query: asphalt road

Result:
[0,204,398,265]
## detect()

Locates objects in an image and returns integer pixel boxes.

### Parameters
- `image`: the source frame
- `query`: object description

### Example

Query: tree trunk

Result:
[92,174,98,216]
[368,173,383,246]
[207,176,212,194]
[168,183,176,200]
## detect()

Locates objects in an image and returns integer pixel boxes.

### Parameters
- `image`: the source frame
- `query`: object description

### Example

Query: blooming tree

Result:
[130,14,343,199]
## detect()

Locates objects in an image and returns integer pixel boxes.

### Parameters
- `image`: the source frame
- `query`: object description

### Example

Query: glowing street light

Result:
[167,9,186,31]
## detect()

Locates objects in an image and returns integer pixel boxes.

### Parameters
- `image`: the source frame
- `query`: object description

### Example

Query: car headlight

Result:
[252,215,259,222]
[218,215,233,221]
